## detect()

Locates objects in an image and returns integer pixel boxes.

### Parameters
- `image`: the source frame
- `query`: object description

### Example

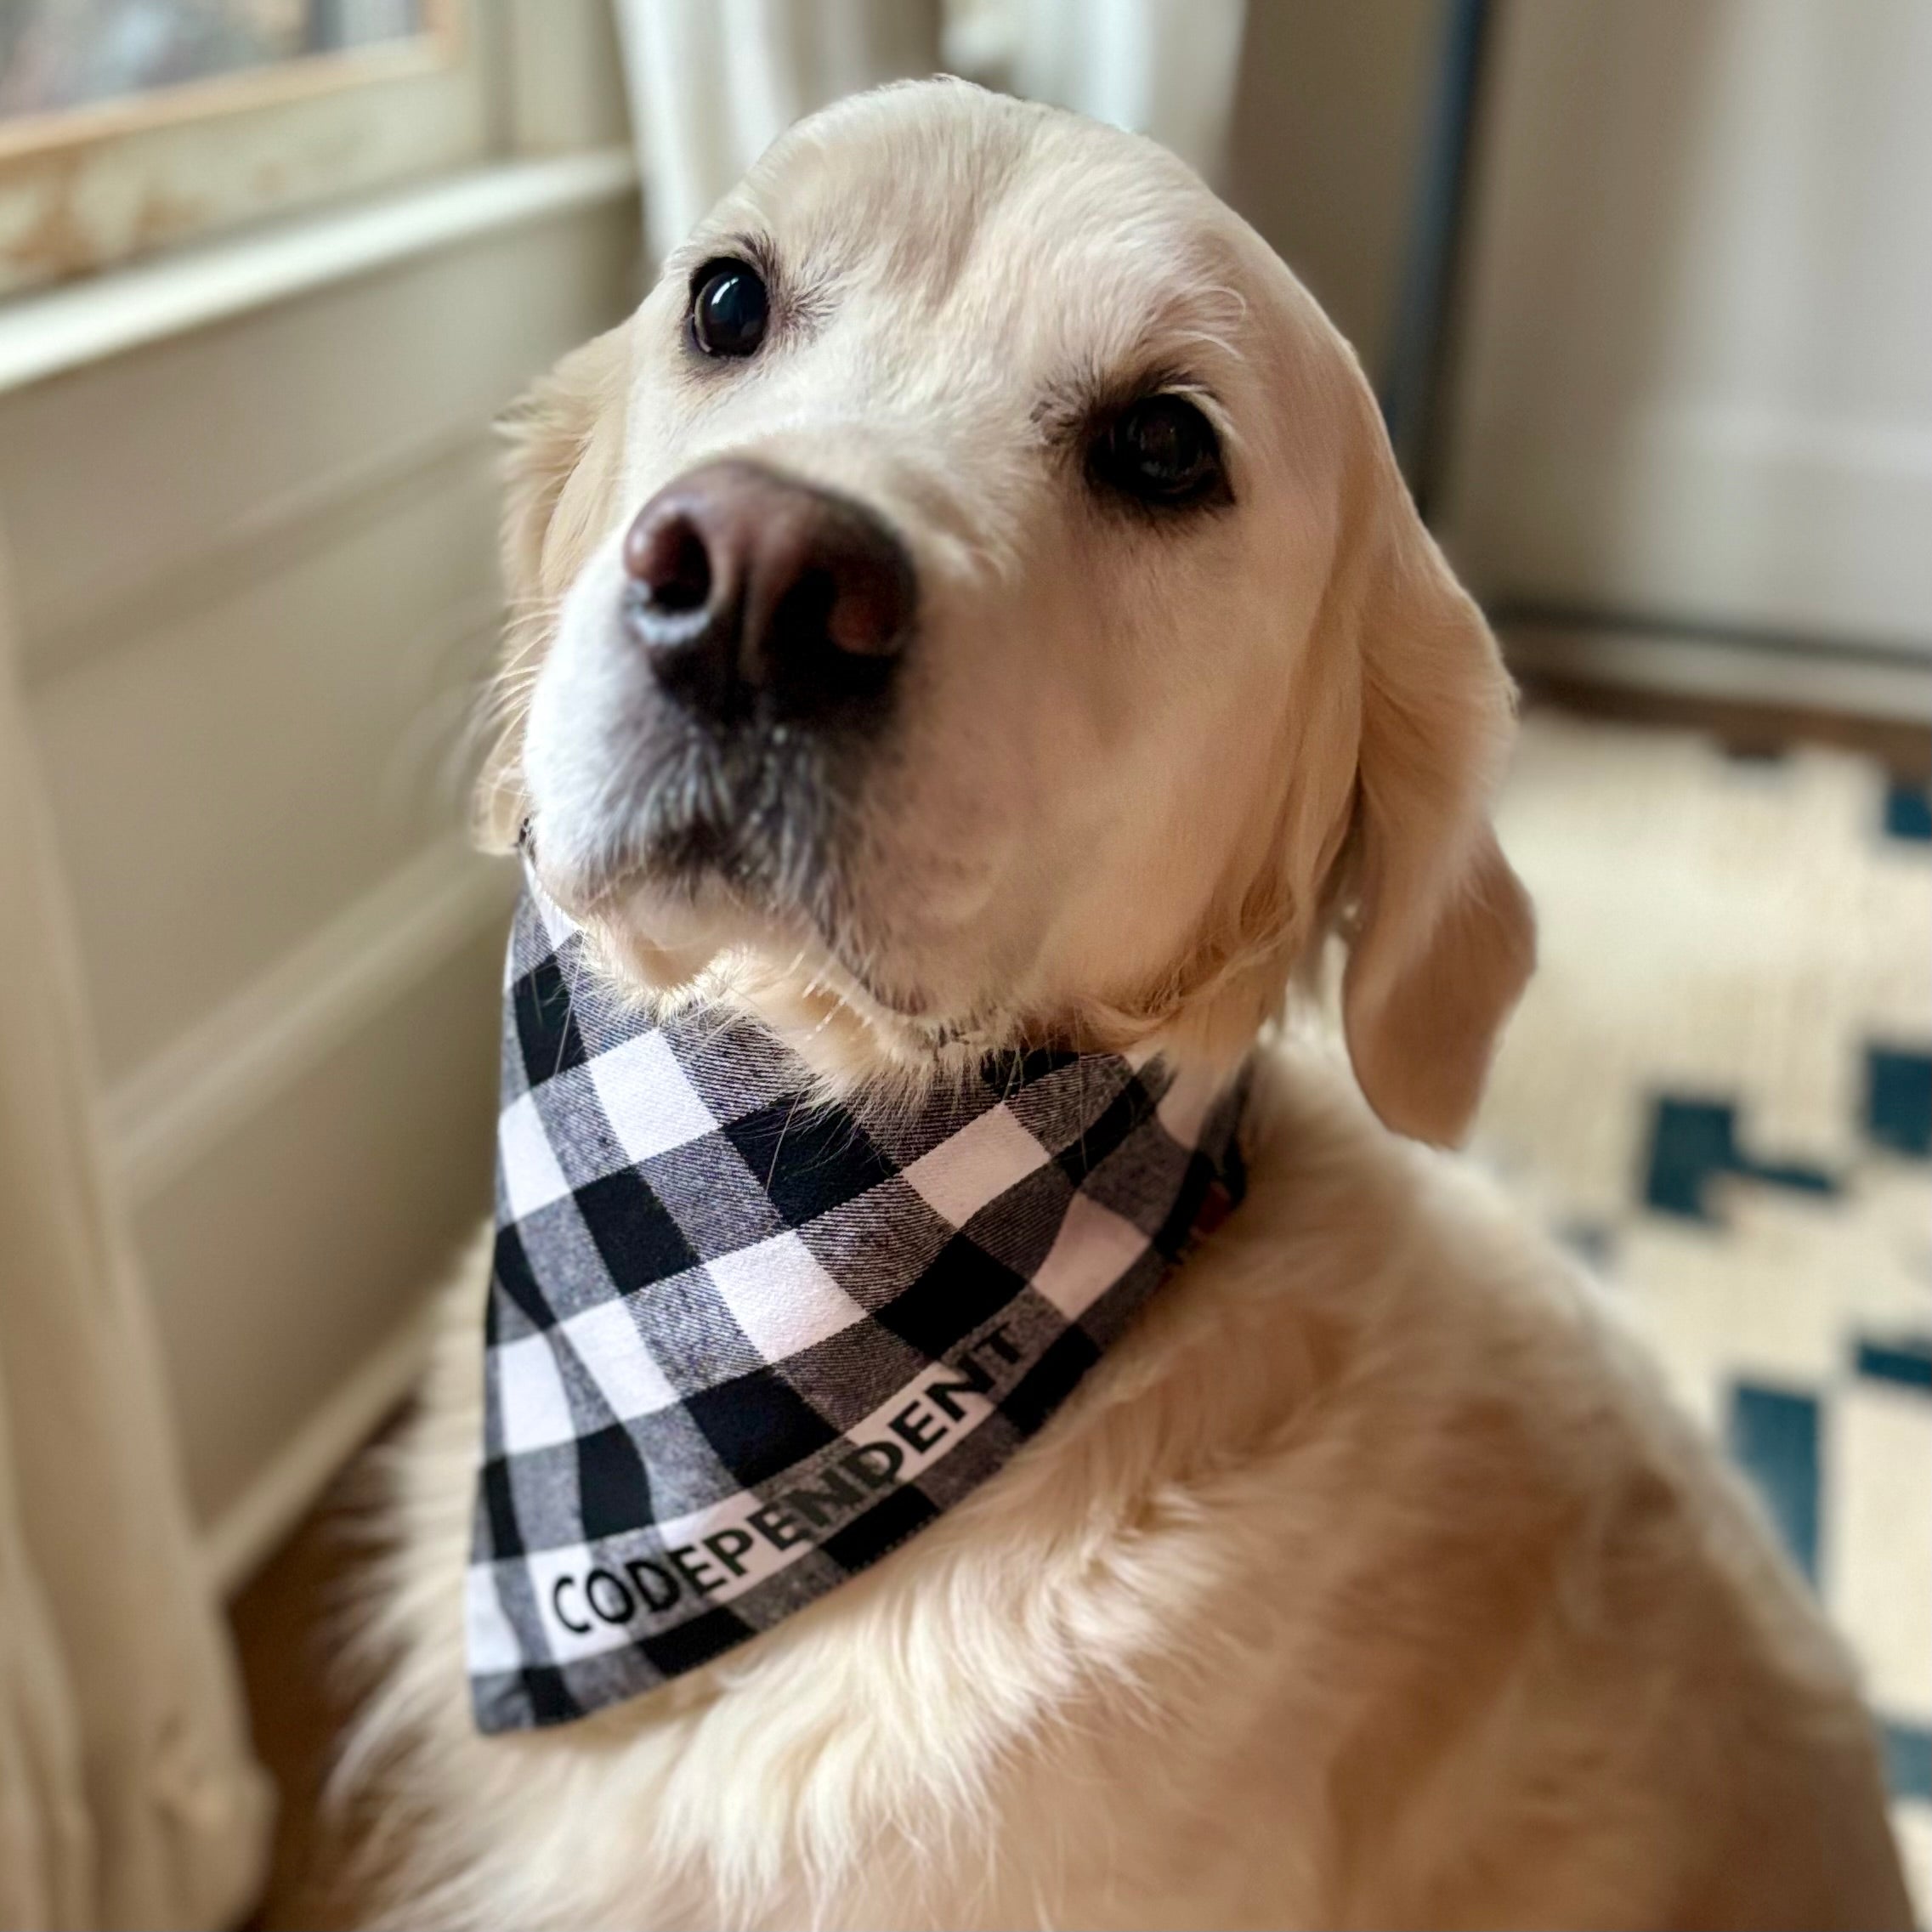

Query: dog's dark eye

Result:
[689,260,769,359]
[1089,394,1227,508]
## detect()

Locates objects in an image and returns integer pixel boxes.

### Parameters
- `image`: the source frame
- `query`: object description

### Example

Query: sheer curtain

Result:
[614,0,1248,263]
[0,549,270,1931]
[1009,0,1249,185]
[617,0,946,263]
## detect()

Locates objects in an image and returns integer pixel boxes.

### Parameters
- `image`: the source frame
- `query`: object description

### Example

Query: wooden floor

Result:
[230,1430,399,1930]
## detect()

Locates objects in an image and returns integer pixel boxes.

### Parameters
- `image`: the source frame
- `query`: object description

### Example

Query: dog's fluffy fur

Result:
[354,82,1912,1927]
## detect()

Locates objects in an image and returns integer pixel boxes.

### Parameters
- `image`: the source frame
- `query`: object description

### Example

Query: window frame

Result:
[0,0,495,295]
[0,3,467,162]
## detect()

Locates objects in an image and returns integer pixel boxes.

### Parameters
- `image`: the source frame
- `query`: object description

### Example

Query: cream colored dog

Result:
[356,81,1912,1928]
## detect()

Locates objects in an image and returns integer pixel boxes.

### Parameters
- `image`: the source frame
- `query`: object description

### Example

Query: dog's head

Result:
[491,79,1532,1144]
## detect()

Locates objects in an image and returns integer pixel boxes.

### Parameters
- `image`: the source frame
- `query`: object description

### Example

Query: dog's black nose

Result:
[620,460,914,725]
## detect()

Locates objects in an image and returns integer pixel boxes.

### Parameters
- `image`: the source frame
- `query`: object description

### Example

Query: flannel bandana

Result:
[468,873,1250,1733]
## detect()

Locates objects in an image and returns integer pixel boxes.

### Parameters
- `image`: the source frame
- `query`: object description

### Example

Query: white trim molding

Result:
[0,145,638,396]
[201,1293,445,1597]
[105,836,518,1209]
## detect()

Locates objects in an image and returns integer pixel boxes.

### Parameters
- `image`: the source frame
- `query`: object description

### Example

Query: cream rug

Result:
[1473,710,1932,1906]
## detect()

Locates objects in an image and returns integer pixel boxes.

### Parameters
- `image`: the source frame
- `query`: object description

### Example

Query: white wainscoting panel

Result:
[0,177,639,1572]
[1442,0,1932,665]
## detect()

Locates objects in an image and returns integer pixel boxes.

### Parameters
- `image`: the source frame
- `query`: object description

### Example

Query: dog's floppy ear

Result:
[1333,462,1535,1147]
[501,320,633,609]
[478,320,632,849]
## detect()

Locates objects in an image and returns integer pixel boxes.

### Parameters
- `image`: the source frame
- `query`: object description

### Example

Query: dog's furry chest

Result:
[360,1045,1901,1929]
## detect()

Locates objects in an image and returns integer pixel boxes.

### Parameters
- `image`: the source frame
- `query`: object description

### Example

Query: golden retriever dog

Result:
[354,80,1912,1929]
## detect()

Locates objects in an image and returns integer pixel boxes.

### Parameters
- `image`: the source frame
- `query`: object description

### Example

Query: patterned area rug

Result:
[1473,710,1932,1907]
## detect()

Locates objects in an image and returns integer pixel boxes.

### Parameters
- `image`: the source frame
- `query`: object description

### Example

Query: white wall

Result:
[0,179,639,1576]
[1441,0,1932,660]
[1222,0,1442,387]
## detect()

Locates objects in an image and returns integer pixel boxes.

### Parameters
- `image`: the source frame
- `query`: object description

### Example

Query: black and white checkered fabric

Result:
[468,872,1250,1733]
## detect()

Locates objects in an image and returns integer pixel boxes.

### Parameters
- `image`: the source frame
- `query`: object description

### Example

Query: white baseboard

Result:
[1502,623,1932,725]
[201,1295,439,1598]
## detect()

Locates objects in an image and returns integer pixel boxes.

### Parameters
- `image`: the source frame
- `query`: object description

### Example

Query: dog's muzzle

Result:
[620,459,915,734]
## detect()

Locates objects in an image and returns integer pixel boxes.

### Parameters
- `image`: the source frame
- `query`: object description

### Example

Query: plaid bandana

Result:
[467,873,1250,1733]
